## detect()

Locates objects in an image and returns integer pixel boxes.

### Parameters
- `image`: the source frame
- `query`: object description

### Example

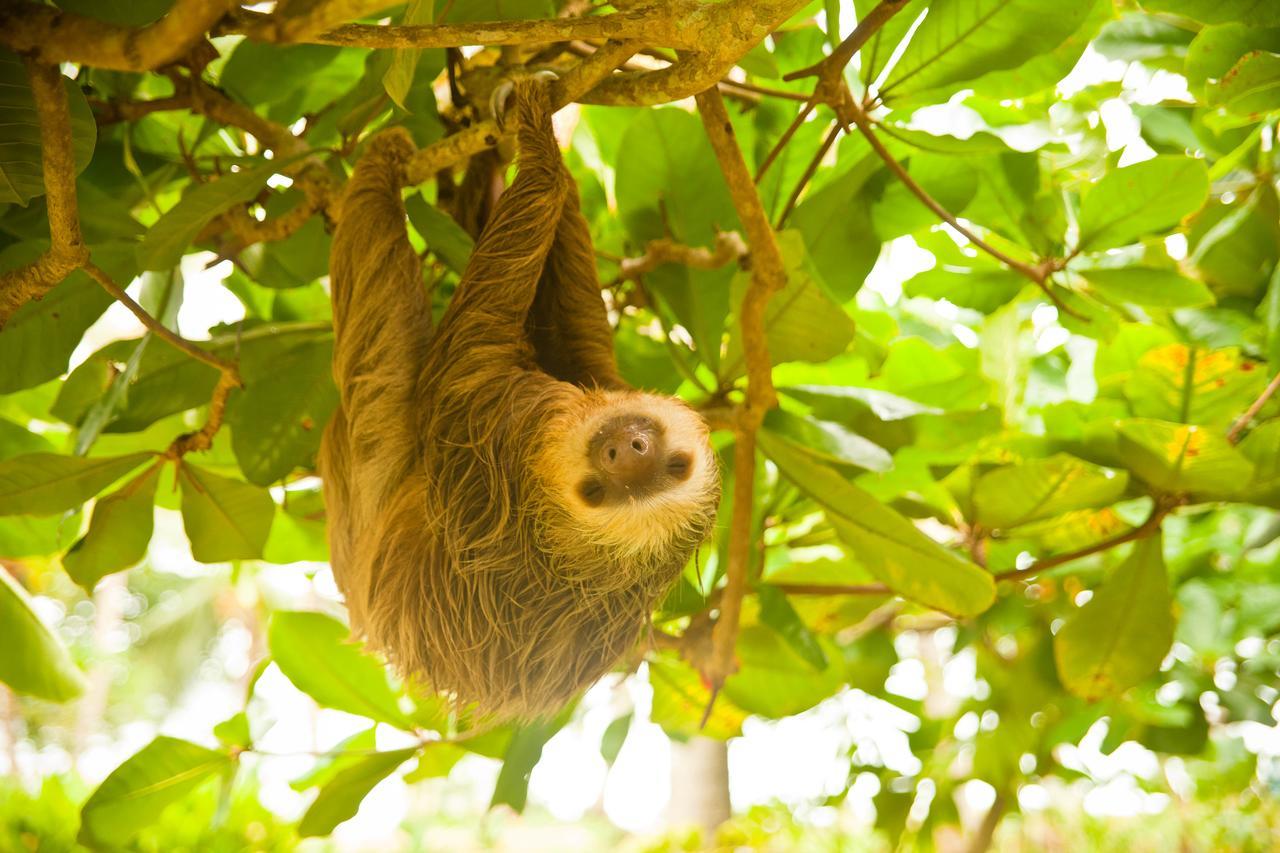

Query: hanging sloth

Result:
[319,76,720,719]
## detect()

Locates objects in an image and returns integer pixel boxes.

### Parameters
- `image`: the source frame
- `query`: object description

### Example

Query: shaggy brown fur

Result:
[319,79,720,720]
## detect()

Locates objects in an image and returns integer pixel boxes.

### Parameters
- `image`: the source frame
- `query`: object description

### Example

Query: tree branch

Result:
[1227,369,1280,444]
[783,0,914,86]
[692,88,788,711]
[225,6,705,50]
[0,60,88,328]
[0,0,236,72]
[617,232,746,282]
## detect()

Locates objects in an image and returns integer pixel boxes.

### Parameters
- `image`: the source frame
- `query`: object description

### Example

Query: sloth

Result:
[319,76,720,719]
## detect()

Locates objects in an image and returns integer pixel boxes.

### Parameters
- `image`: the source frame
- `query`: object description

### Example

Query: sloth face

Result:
[537,390,719,557]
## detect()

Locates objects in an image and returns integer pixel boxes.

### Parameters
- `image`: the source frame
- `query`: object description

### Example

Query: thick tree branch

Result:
[404,40,641,185]
[693,89,788,710]
[0,61,88,328]
[0,0,236,72]
[225,6,704,50]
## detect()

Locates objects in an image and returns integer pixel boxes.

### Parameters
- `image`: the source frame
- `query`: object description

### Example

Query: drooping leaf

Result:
[1054,536,1174,700]
[0,565,85,701]
[382,0,434,109]
[268,610,416,729]
[405,193,475,274]
[490,716,568,814]
[761,433,995,616]
[78,737,232,848]
[297,748,415,837]
[62,463,160,590]
[178,463,274,562]
[1076,156,1209,251]
[0,452,153,516]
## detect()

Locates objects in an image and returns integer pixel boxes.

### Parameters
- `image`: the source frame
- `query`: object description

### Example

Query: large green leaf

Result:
[0,452,153,516]
[268,610,415,729]
[1123,344,1265,427]
[228,336,339,485]
[722,626,846,718]
[382,0,434,109]
[1186,24,1280,95]
[78,737,232,848]
[1208,50,1280,115]
[0,50,96,206]
[178,464,274,562]
[881,0,1094,102]
[648,654,747,740]
[1054,536,1174,700]
[0,241,138,394]
[298,748,415,837]
[0,565,85,701]
[1116,418,1254,496]
[760,433,995,616]
[137,155,305,270]
[790,160,881,301]
[761,409,891,472]
[62,464,160,591]
[221,42,344,107]
[973,454,1129,530]
[1076,156,1209,251]
[405,193,475,274]
[1079,266,1214,309]
[723,231,856,377]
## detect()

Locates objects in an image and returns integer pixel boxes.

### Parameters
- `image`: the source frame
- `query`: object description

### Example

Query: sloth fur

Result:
[319,79,720,719]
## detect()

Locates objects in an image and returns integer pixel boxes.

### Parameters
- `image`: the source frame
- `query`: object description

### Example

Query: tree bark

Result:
[668,736,732,839]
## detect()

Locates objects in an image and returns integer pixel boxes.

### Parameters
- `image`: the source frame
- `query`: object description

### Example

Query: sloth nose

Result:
[596,422,660,489]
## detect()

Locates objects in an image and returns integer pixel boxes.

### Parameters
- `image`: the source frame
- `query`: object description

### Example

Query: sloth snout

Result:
[595,421,661,489]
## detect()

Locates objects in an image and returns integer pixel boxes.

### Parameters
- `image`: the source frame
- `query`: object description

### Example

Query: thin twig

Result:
[754,100,815,183]
[82,262,236,375]
[992,505,1170,583]
[782,0,914,85]
[775,121,839,227]
[1227,369,1280,444]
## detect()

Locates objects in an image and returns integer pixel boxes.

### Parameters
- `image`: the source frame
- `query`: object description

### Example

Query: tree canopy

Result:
[1,0,1280,849]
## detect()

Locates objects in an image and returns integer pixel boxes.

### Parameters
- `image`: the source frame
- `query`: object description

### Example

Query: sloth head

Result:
[535,390,720,564]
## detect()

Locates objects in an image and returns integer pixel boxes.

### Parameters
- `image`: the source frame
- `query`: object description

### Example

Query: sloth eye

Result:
[578,479,606,507]
[666,453,692,481]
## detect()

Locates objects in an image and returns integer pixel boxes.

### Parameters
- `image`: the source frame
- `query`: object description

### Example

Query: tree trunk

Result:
[668,736,732,840]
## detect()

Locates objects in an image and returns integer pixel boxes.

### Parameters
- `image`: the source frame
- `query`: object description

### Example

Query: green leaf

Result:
[403,742,466,782]
[599,714,632,766]
[973,454,1129,530]
[1077,156,1209,251]
[722,626,846,718]
[268,610,416,729]
[137,155,306,270]
[790,163,881,301]
[1186,24,1280,95]
[382,0,434,109]
[221,42,343,107]
[490,716,567,814]
[648,654,747,740]
[881,0,1094,103]
[1079,266,1214,308]
[1123,344,1265,427]
[904,264,1026,314]
[1209,50,1280,115]
[755,584,828,670]
[0,452,153,516]
[0,50,96,205]
[0,565,85,701]
[405,193,475,274]
[760,433,995,616]
[761,409,891,472]
[1054,536,1174,700]
[178,464,274,562]
[298,748,415,838]
[1116,418,1254,496]
[723,231,856,376]
[0,241,138,394]
[62,463,160,590]
[229,336,338,485]
[78,737,232,848]
[213,712,252,749]
[1140,0,1280,26]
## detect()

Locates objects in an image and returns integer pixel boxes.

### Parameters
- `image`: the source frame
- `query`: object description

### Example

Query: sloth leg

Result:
[321,128,429,623]
[426,76,569,371]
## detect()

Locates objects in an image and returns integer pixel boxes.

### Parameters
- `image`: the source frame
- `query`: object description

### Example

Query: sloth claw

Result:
[491,70,560,133]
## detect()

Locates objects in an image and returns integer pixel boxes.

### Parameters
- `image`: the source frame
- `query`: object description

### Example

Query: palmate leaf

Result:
[78,737,232,848]
[1054,536,1174,700]
[0,565,85,701]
